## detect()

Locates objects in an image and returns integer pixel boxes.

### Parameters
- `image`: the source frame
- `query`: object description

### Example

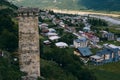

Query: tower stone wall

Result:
[18,7,40,80]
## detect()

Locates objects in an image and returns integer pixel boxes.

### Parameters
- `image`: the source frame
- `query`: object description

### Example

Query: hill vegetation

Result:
[0,0,23,80]
[8,0,120,11]
[80,0,120,11]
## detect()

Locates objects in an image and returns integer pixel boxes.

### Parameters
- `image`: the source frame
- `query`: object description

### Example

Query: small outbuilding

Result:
[74,47,92,57]
[55,42,68,48]
[43,40,51,45]
[49,36,60,41]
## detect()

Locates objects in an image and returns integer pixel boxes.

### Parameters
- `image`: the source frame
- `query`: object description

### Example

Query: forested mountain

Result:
[80,0,120,11]
[8,0,120,11]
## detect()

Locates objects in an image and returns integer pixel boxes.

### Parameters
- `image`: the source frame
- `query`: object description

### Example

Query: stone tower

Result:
[18,7,40,80]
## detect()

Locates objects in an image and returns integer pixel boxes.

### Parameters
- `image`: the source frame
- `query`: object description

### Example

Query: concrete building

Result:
[18,7,40,80]
[73,37,88,48]
[90,48,120,65]
[102,32,115,41]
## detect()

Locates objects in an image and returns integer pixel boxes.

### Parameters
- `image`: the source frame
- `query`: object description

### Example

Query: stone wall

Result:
[18,8,40,80]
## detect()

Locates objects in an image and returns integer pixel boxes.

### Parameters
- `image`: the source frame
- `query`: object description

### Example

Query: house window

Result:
[118,51,120,56]
[105,54,110,60]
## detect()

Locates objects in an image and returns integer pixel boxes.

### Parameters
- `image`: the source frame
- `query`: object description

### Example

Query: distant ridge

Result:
[8,0,120,11]
[0,0,17,9]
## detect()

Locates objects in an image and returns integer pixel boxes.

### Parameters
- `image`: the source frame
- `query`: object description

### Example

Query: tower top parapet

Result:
[18,7,39,17]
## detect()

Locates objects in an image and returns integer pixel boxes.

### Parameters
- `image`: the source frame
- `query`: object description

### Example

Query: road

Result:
[51,9,120,25]
[89,15,120,25]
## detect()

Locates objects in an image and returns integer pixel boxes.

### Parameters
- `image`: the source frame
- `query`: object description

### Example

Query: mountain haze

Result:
[8,0,120,11]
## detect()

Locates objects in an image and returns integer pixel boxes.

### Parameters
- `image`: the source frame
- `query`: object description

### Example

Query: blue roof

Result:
[75,38,87,43]
[77,47,92,56]
[97,48,119,56]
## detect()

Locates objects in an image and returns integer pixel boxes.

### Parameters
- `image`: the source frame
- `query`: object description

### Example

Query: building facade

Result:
[74,37,88,48]
[90,48,120,65]
[18,7,40,80]
[102,32,115,40]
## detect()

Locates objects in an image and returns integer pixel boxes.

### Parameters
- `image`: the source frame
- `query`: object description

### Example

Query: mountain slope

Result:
[8,0,120,11]
[80,0,120,11]
[0,0,17,9]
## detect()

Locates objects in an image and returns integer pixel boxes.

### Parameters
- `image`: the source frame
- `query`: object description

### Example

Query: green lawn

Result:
[89,62,120,80]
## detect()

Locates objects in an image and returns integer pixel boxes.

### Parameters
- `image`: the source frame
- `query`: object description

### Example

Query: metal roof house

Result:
[74,47,92,63]
[90,48,120,65]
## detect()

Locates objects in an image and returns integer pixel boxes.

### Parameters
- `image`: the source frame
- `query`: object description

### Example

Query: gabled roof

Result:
[77,47,92,56]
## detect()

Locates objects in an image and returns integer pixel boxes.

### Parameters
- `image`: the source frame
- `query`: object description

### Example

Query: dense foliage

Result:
[88,17,108,26]
[0,55,23,80]
[0,1,23,80]
[80,0,120,11]
[0,8,18,52]
[40,43,96,80]
[0,0,18,52]
[59,32,77,45]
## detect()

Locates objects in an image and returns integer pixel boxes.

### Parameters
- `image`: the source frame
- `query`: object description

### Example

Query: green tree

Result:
[59,33,77,45]
[0,29,18,52]
[41,46,96,80]
[0,57,22,80]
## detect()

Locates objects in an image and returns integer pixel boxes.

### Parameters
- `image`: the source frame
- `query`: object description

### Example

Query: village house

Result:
[74,47,92,63]
[73,37,88,48]
[52,18,62,25]
[55,42,68,48]
[59,21,65,28]
[39,23,48,30]
[43,40,51,45]
[83,32,99,43]
[49,36,60,41]
[46,32,58,37]
[102,32,115,41]
[103,44,120,49]
[90,48,120,65]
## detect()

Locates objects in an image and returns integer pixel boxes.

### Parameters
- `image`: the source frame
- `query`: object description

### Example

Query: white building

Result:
[47,32,58,37]
[55,42,68,48]
[73,37,88,48]
[49,36,60,41]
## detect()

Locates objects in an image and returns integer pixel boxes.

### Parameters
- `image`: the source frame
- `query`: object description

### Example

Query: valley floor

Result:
[51,9,120,17]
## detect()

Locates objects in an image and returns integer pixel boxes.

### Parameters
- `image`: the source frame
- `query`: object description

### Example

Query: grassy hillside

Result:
[8,0,120,11]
